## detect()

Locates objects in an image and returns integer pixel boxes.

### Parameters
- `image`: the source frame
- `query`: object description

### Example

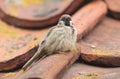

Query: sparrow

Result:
[22,14,77,70]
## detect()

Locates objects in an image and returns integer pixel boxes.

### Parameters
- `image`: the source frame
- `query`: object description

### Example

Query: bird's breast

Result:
[45,26,76,54]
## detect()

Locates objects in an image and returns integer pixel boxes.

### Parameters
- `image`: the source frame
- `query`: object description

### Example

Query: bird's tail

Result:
[22,47,43,70]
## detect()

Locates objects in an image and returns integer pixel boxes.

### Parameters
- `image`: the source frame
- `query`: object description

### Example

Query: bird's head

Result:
[58,14,73,26]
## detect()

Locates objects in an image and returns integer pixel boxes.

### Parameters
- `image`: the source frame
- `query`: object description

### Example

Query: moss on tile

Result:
[73,73,101,79]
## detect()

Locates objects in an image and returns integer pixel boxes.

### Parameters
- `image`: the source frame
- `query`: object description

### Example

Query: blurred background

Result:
[0,0,120,79]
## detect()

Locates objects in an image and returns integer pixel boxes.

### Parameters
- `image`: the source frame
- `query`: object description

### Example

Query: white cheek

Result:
[58,21,64,25]
[70,21,73,25]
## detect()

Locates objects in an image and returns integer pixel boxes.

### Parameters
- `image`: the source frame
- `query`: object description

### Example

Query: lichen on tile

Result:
[0,21,20,38]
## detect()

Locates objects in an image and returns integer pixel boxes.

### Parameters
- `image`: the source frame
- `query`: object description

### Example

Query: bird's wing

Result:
[22,26,58,70]
[39,26,57,45]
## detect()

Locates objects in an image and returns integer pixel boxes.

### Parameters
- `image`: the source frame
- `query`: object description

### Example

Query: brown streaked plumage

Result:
[22,14,77,70]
